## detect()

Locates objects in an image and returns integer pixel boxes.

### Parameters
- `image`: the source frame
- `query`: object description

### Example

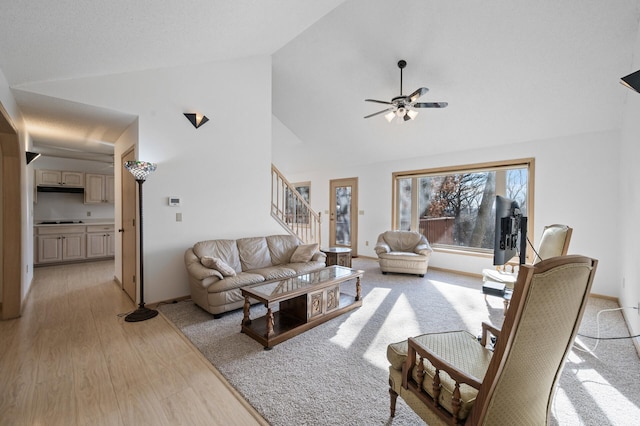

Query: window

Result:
[392,159,534,254]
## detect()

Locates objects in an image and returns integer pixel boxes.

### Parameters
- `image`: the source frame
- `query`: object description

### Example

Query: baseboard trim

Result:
[148,295,191,309]
[428,265,483,279]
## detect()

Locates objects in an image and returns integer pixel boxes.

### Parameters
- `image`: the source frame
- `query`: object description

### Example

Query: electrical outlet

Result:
[86,211,92,217]
[365,240,369,246]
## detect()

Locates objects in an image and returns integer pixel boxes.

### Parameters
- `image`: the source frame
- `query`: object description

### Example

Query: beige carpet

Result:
[159,258,640,425]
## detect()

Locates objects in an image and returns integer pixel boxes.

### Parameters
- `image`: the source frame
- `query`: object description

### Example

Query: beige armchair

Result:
[387,255,597,425]
[375,230,433,277]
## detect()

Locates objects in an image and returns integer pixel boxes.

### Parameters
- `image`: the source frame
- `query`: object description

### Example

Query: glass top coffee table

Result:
[241,266,364,349]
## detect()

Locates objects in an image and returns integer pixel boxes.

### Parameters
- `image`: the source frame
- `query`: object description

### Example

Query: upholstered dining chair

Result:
[387,255,597,425]
[482,224,573,290]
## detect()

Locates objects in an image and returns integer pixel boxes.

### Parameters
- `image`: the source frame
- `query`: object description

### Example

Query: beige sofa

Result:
[184,235,326,317]
[374,230,433,277]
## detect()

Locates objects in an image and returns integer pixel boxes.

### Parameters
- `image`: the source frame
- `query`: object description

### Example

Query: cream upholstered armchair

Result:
[375,230,433,277]
[482,224,573,290]
[387,255,597,425]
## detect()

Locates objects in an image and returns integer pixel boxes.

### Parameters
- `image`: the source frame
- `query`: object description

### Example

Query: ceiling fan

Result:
[365,60,448,123]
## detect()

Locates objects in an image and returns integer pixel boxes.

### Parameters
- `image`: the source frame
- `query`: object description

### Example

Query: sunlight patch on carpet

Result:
[363,292,422,370]
[576,367,640,422]
[430,278,487,332]
[330,287,390,350]
[551,388,581,424]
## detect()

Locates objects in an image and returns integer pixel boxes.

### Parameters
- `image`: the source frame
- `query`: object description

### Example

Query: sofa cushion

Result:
[193,239,242,273]
[209,272,266,293]
[201,256,236,277]
[250,266,297,281]
[266,234,301,265]
[237,237,273,271]
[287,261,325,274]
[290,243,318,263]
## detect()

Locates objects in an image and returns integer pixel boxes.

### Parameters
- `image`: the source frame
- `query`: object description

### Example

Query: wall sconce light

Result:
[26,151,41,165]
[620,69,640,93]
[183,113,209,129]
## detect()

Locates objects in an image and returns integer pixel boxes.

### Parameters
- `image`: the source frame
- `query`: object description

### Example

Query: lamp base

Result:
[124,307,159,322]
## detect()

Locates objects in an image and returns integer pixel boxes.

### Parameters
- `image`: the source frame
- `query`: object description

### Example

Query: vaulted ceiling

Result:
[1,1,639,169]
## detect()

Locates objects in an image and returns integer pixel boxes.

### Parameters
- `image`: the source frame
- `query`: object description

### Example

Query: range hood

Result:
[37,186,84,194]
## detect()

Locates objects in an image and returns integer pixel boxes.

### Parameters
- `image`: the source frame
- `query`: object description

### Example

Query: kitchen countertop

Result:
[34,219,115,227]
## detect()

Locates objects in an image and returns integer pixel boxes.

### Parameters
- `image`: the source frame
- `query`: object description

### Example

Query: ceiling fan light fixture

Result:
[365,59,448,123]
[385,111,395,122]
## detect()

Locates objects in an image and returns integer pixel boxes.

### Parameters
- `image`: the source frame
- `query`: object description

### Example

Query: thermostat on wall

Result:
[168,196,181,207]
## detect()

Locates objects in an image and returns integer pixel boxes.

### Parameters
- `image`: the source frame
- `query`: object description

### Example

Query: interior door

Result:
[329,177,358,256]
[121,148,137,302]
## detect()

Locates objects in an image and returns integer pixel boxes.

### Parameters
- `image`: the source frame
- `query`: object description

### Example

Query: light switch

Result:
[176,212,182,222]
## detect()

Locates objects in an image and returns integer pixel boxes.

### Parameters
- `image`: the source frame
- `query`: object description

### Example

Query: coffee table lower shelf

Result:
[242,293,361,349]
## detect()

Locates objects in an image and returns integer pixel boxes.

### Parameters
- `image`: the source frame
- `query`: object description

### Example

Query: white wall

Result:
[19,56,283,303]
[619,24,640,347]
[277,129,621,297]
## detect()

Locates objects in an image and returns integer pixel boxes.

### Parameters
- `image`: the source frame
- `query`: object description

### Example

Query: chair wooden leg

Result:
[389,381,398,417]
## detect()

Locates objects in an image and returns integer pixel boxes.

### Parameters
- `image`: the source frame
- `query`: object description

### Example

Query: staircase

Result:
[271,164,321,245]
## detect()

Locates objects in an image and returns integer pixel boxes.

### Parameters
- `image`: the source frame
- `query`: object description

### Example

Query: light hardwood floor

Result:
[0,260,267,426]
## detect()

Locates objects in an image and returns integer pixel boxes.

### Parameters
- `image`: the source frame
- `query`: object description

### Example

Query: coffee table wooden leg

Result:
[242,296,251,326]
[266,307,274,337]
[355,276,361,301]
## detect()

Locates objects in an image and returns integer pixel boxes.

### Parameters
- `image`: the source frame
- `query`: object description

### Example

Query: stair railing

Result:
[271,164,321,246]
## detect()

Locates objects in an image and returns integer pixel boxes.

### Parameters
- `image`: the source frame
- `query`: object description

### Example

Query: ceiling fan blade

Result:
[414,102,448,108]
[364,108,395,119]
[365,99,394,105]
[409,87,429,102]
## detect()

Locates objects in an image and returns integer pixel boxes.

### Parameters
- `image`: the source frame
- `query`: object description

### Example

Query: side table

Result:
[321,247,352,268]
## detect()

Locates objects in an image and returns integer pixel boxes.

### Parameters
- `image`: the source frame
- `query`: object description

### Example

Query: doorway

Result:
[329,177,358,256]
[121,148,137,302]
[0,103,22,320]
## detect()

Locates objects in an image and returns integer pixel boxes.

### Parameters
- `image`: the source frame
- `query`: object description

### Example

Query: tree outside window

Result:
[394,160,532,252]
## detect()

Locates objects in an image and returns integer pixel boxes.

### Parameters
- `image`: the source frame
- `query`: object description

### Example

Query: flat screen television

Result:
[493,195,528,266]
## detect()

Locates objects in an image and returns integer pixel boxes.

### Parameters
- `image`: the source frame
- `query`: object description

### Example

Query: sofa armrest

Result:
[414,243,433,257]
[375,242,391,255]
[312,251,327,263]
[184,248,223,284]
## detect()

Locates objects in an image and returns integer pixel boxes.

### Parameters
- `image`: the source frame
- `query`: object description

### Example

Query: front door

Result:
[329,177,358,256]
[121,148,137,303]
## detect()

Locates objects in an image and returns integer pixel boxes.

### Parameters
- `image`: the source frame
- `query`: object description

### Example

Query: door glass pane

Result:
[335,186,351,245]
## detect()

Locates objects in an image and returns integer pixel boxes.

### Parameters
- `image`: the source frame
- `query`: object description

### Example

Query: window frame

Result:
[391,158,535,259]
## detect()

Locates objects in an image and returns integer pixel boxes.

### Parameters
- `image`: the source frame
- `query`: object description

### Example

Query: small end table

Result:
[321,247,352,268]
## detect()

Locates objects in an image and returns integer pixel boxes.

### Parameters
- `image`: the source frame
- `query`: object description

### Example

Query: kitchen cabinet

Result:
[36,225,86,263]
[86,225,115,258]
[84,174,114,204]
[36,169,84,187]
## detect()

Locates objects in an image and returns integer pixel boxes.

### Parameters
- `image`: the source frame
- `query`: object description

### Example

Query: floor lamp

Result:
[124,160,158,322]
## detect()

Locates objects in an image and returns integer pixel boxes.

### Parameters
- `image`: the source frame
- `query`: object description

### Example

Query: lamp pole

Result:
[124,160,158,322]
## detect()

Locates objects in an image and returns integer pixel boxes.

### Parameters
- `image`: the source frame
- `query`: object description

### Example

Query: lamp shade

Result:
[124,160,157,181]
[621,69,640,93]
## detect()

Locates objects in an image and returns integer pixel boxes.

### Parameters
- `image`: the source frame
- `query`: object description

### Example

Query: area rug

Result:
[159,258,640,425]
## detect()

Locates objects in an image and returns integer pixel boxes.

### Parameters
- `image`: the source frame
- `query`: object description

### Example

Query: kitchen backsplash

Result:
[35,192,114,221]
